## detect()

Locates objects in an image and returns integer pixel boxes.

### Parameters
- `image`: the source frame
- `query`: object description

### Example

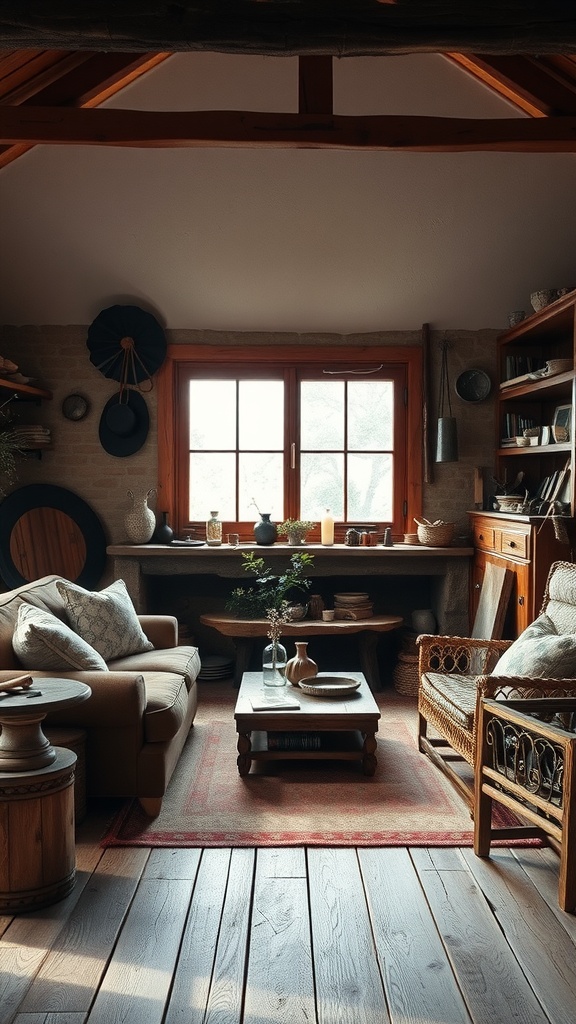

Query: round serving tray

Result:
[298,674,361,698]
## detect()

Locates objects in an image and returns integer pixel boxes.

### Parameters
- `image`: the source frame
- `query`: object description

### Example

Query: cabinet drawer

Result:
[473,525,495,551]
[499,530,529,559]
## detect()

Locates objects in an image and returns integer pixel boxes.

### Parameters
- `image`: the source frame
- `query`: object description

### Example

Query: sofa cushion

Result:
[494,613,576,678]
[108,646,201,690]
[143,671,191,743]
[0,575,67,667]
[13,603,108,671]
[56,578,154,661]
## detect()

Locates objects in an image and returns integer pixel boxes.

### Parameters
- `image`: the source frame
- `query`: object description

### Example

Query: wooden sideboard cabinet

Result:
[469,512,570,637]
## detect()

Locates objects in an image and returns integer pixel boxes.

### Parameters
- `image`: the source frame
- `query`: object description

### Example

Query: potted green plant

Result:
[226,550,314,618]
[278,518,315,545]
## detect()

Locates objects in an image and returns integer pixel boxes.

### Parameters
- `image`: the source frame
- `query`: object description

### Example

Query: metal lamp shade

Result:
[435,416,459,463]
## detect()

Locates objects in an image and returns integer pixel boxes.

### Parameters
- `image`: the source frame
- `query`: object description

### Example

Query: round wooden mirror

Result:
[0,485,107,588]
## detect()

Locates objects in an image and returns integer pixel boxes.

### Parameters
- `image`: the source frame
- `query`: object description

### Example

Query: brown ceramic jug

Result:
[285,642,318,687]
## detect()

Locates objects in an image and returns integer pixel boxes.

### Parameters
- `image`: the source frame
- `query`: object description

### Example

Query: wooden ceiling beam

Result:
[0,53,171,169]
[298,56,333,115]
[1,105,575,152]
[447,54,576,117]
[0,2,575,56]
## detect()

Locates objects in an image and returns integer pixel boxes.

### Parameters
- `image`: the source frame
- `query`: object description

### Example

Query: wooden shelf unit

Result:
[470,290,576,638]
[495,290,576,515]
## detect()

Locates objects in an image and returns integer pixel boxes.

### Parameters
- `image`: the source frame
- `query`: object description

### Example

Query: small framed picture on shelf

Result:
[552,404,572,443]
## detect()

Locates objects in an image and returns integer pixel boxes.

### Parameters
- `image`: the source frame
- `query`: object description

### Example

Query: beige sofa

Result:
[0,574,201,816]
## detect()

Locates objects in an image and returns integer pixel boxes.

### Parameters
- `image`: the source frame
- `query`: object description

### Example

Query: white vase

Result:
[125,488,156,544]
[411,608,437,634]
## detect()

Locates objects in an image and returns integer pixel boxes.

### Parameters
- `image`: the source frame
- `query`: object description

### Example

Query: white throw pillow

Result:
[13,603,108,671]
[56,578,153,661]
[494,613,576,678]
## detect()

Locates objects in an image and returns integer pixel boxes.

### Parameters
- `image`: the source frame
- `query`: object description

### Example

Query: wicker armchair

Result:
[417,560,576,809]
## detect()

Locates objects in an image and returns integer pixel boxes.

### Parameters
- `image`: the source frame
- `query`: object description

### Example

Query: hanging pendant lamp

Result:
[435,340,459,463]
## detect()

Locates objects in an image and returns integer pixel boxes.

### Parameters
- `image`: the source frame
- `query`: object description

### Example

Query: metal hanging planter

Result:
[435,340,458,463]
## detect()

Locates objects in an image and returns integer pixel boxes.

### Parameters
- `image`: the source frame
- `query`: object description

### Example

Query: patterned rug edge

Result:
[101,799,543,849]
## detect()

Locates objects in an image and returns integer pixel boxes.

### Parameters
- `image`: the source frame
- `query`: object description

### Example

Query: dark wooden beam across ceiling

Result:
[1,105,575,152]
[0,1,575,56]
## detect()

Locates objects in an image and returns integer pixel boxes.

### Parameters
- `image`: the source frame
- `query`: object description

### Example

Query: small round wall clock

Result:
[62,393,89,421]
[455,369,492,403]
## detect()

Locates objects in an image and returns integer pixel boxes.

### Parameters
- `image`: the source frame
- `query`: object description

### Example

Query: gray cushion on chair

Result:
[494,613,576,678]
[420,672,477,731]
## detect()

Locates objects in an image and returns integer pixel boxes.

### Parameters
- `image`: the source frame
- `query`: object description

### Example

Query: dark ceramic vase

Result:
[153,511,174,544]
[253,513,277,545]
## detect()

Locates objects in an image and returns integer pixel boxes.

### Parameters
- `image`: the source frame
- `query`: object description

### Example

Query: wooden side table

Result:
[474,696,576,913]
[200,612,403,690]
[0,677,91,912]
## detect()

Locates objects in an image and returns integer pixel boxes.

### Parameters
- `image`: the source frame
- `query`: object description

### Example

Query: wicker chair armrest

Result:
[417,635,511,675]
[479,675,576,699]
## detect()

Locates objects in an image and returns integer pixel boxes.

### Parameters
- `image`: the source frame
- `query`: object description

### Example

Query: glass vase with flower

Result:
[262,605,290,686]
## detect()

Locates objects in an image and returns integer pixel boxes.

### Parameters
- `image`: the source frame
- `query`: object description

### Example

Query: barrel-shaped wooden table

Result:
[0,677,91,912]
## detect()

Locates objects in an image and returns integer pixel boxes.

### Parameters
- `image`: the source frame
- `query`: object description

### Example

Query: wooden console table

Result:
[107,542,473,637]
[200,611,403,690]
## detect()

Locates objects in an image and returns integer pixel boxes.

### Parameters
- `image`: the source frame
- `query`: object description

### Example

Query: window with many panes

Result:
[158,345,422,540]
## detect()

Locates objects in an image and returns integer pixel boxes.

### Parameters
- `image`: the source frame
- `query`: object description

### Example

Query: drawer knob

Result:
[475,583,481,590]
[478,534,484,541]
[518,596,525,606]
[509,541,516,548]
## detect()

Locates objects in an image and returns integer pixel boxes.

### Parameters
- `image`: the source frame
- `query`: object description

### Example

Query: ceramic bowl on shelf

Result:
[515,436,530,447]
[494,495,524,512]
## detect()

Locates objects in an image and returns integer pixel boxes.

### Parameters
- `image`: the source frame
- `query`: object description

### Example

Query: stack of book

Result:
[12,424,51,449]
[267,732,322,751]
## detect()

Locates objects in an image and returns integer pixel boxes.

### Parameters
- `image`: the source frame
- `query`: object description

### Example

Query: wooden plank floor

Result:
[1,803,575,1024]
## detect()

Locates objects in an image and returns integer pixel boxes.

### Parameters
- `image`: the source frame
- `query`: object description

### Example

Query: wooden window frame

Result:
[157,343,423,540]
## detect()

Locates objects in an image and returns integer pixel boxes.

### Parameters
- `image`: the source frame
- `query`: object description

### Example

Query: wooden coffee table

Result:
[234,671,380,777]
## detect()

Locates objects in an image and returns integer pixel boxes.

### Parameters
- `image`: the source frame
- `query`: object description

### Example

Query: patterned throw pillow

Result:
[494,613,576,678]
[13,603,108,671]
[56,578,154,661]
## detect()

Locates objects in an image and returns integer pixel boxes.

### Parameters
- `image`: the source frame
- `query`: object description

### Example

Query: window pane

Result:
[239,453,284,520]
[239,381,284,449]
[347,454,393,520]
[189,453,235,519]
[300,381,344,450]
[189,381,236,450]
[300,453,344,519]
[348,381,393,451]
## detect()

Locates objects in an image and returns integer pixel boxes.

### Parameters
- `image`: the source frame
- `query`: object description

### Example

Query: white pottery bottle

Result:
[125,488,156,544]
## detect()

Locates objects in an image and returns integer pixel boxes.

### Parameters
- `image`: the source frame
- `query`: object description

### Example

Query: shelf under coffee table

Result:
[234,671,381,776]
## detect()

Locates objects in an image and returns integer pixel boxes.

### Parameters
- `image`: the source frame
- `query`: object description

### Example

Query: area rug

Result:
[102,682,535,848]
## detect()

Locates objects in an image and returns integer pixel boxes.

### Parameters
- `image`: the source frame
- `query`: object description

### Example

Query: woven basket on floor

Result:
[393,651,419,696]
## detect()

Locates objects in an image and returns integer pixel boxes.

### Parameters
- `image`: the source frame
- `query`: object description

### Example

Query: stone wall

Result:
[0,324,498,578]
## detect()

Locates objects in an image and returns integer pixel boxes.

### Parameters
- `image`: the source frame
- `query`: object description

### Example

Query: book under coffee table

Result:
[234,671,381,777]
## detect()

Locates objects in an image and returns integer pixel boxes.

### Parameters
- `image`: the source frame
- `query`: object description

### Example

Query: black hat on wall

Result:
[99,389,149,457]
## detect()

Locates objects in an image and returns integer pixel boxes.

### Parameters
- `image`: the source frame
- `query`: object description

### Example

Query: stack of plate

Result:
[197,654,234,681]
[333,592,374,619]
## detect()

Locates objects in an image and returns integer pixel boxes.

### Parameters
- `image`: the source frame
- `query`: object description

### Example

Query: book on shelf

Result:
[267,731,322,751]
